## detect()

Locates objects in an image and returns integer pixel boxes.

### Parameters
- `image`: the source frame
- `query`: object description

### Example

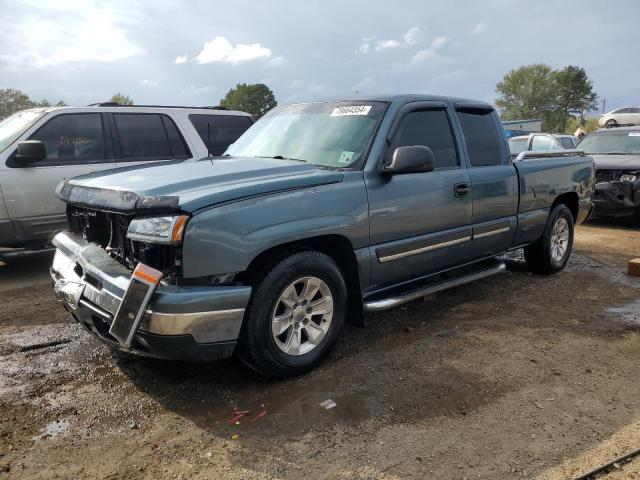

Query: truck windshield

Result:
[0,109,46,154]
[225,101,386,168]
[578,131,640,155]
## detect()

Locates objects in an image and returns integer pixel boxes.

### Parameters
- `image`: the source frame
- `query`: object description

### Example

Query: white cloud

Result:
[0,1,141,69]
[174,55,188,64]
[267,55,288,67]
[392,36,450,71]
[470,22,487,36]
[140,79,158,86]
[355,43,371,55]
[196,36,271,64]
[375,39,401,51]
[402,27,422,46]
[358,27,423,55]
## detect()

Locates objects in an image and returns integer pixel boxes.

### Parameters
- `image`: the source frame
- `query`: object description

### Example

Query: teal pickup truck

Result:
[50,95,594,377]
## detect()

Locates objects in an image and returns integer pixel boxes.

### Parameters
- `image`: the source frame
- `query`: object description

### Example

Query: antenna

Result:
[207,122,212,157]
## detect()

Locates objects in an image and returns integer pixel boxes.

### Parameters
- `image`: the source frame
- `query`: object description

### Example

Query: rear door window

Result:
[26,113,107,165]
[457,110,503,166]
[560,137,575,149]
[188,114,253,156]
[113,113,190,160]
[390,109,459,169]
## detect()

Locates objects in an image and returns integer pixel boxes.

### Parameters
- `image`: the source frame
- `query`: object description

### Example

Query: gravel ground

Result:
[0,220,639,479]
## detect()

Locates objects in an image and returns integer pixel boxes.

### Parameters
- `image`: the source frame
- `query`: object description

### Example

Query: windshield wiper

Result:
[257,155,307,163]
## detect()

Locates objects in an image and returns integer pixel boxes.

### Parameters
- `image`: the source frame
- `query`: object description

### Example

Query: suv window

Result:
[531,135,559,151]
[114,113,190,160]
[27,113,106,164]
[560,137,575,149]
[188,114,252,156]
[390,109,458,169]
[458,110,502,166]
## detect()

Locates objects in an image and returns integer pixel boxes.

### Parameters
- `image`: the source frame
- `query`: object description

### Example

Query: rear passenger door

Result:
[455,106,518,257]
[111,113,191,167]
[188,114,253,156]
[366,102,473,289]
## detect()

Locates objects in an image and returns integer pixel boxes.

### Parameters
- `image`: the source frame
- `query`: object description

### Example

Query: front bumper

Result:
[50,231,251,360]
[592,180,640,217]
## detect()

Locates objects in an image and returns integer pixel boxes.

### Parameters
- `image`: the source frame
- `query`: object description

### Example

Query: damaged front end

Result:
[593,169,640,219]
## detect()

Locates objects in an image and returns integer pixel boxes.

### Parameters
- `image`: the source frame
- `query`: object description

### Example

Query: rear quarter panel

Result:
[512,155,594,244]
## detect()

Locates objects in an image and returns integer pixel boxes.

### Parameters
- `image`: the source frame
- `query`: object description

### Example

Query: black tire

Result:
[524,204,575,275]
[606,119,617,128]
[237,250,347,378]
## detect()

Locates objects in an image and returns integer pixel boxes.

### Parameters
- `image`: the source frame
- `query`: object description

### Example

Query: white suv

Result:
[0,104,254,249]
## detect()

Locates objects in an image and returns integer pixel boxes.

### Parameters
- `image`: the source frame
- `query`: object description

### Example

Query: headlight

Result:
[127,215,189,245]
[619,174,637,182]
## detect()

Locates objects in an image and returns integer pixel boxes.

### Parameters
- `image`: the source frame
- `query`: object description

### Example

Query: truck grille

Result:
[67,206,181,275]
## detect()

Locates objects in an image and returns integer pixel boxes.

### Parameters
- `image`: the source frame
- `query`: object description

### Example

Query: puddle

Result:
[32,419,71,441]
[608,300,640,326]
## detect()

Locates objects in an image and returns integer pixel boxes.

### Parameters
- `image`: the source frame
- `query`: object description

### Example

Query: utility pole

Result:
[601,98,606,114]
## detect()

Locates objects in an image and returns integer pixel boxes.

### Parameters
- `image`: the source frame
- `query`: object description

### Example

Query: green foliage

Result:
[0,88,66,121]
[220,83,277,119]
[110,93,134,106]
[565,116,599,135]
[496,64,598,133]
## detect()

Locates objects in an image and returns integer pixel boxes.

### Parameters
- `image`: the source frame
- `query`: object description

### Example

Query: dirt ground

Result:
[0,220,639,480]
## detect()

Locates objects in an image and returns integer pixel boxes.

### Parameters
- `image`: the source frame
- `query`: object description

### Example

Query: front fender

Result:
[182,172,369,278]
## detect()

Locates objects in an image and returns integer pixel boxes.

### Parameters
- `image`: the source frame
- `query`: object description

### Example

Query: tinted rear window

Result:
[189,114,252,156]
[114,113,189,160]
[458,110,503,166]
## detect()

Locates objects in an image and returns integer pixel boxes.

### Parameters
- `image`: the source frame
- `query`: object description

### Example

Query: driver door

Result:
[365,102,473,291]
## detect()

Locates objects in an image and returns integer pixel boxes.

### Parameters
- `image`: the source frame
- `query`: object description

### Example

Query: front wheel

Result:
[524,204,575,274]
[238,250,347,378]
[606,119,618,128]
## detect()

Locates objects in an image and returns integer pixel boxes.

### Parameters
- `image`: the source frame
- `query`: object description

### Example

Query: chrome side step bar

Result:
[364,261,506,312]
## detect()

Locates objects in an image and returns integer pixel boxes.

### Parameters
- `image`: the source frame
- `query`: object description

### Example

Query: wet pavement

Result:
[0,221,639,479]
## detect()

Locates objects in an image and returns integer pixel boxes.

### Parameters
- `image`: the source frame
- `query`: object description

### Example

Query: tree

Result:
[496,64,598,133]
[496,64,557,129]
[110,93,134,105]
[220,83,276,118]
[0,88,67,121]
[565,116,599,135]
[554,66,598,131]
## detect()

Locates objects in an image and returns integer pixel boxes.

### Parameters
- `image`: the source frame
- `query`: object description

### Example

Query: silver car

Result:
[0,104,253,249]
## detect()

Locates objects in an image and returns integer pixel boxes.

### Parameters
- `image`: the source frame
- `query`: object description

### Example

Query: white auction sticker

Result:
[338,151,354,164]
[330,105,372,116]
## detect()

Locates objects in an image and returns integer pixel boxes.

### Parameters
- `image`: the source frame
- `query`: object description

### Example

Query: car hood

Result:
[56,157,344,213]
[591,154,640,171]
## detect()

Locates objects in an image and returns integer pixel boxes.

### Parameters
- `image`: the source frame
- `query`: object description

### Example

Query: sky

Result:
[0,0,638,114]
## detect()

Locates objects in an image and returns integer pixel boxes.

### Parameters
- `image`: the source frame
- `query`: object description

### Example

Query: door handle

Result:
[455,183,472,197]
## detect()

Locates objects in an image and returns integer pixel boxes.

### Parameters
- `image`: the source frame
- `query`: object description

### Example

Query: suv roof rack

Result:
[85,103,231,110]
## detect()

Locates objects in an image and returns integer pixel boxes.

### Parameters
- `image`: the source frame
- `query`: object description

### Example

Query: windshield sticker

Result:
[330,105,372,117]
[338,151,355,164]
[628,133,640,136]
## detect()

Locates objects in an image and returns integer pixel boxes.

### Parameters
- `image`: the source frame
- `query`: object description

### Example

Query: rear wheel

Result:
[238,250,347,378]
[524,204,574,274]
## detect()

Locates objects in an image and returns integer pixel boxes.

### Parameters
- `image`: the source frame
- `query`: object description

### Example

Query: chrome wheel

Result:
[271,276,334,356]
[550,217,570,262]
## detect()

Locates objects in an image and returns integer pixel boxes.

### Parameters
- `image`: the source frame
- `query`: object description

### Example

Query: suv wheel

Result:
[524,204,575,274]
[238,250,347,378]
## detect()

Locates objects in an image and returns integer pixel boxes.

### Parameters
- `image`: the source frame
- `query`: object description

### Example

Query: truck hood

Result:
[591,154,640,171]
[57,157,344,213]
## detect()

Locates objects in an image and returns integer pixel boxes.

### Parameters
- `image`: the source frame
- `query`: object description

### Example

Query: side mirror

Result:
[15,140,46,164]
[383,145,435,175]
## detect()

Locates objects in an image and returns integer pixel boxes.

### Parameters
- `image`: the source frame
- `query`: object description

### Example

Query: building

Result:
[502,119,542,133]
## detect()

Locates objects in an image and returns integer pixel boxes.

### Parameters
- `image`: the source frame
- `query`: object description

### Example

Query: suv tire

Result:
[524,204,575,275]
[238,250,347,378]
